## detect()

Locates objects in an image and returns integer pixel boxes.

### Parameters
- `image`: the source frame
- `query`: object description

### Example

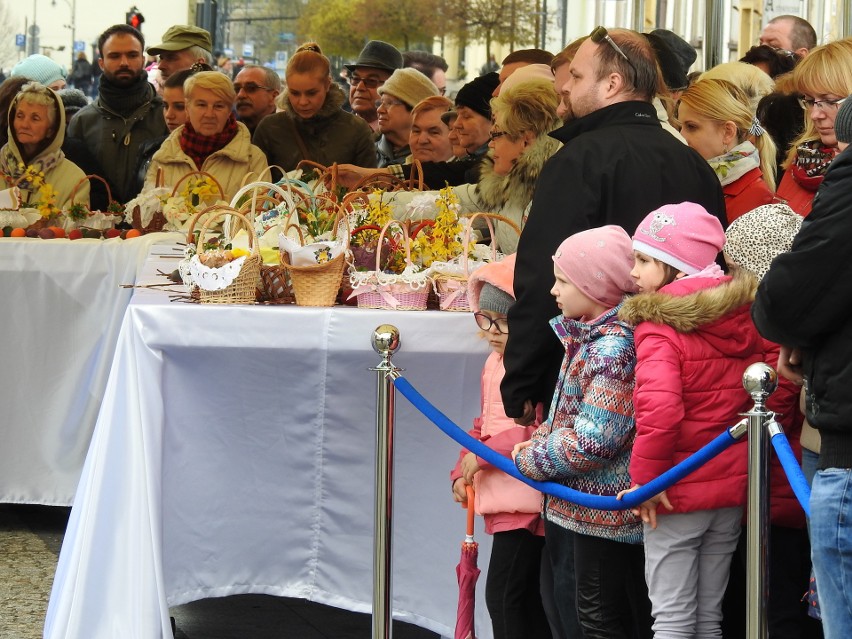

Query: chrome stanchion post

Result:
[742,362,778,639]
[371,325,401,639]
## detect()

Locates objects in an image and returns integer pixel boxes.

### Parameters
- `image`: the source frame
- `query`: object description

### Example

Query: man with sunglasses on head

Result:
[345,40,403,133]
[759,14,817,59]
[501,29,725,638]
[233,64,281,135]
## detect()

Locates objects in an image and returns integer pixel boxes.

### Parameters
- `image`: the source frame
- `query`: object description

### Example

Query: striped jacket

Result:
[514,305,642,544]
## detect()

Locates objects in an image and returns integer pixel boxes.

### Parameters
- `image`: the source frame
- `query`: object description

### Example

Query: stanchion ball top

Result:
[372,324,400,356]
[742,362,778,397]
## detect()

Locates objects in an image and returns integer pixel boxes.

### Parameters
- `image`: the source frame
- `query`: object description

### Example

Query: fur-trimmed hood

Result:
[618,272,758,335]
[280,81,347,123]
[474,128,560,212]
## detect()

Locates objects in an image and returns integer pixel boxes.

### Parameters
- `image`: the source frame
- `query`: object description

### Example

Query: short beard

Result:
[105,68,144,88]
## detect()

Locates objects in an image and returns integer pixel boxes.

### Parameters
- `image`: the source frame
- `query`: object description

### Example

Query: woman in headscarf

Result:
[0,81,89,208]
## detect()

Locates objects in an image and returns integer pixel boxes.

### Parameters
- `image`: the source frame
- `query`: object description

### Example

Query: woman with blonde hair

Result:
[387,77,561,253]
[253,42,376,174]
[700,61,775,113]
[678,78,777,223]
[144,70,266,201]
[0,81,89,208]
[775,38,852,216]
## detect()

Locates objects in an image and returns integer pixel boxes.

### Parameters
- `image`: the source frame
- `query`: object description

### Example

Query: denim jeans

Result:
[810,468,852,639]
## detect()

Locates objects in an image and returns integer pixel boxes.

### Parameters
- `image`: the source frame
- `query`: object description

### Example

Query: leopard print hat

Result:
[724,203,804,281]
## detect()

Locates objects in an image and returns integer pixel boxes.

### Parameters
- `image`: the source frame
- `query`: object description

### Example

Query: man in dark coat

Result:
[752,101,852,639]
[500,28,725,639]
[502,28,725,423]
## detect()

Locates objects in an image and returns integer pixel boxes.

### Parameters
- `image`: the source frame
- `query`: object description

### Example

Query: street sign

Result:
[274,51,287,70]
[242,43,254,58]
[15,34,25,48]
[74,40,85,52]
[223,48,234,58]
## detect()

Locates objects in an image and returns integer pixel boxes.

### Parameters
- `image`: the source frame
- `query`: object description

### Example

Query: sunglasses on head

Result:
[589,25,637,76]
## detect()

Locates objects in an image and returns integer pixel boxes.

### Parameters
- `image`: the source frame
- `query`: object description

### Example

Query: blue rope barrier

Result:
[770,431,811,517]
[394,376,741,511]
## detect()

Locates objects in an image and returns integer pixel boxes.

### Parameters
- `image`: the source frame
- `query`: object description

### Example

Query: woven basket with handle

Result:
[185,205,261,304]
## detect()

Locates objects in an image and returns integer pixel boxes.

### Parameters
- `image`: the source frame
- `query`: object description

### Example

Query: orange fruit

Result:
[125,229,142,239]
[0,229,3,237]
[10,228,26,237]
[48,226,66,238]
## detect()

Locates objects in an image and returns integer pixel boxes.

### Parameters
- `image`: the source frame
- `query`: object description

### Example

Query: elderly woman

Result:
[144,70,266,201]
[253,42,376,174]
[387,77,561,253]
[0,81,89,208]
[374,67,439,167]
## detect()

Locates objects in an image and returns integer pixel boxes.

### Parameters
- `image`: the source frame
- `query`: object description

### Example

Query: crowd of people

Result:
[3,12,851,639]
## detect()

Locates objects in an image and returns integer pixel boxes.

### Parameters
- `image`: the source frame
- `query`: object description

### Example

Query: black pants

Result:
[574,532,653,639]
[544,520,584,638]
[485,528,552,639]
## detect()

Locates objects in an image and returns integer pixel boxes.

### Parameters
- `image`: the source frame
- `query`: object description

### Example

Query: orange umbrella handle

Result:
[465,484,475,538]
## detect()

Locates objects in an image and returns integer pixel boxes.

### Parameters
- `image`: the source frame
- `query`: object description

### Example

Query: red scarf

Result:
[789,141,837,192]
[179,113,239,170]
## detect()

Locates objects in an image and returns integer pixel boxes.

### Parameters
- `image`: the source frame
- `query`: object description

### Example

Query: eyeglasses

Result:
[349,74,384,89]
[589,25,637,76]
[234,83,273,94]
[489,129,509,142]
[799,96,848,111]
[474,312,508,334]
[375,98,406,110]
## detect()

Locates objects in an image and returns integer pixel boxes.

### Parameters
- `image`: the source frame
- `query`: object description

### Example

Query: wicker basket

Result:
[350,159,427,192]
[350,219,430,311]
[432,213,522,312]
[185,205,261,304]
[135,170,226,234]
[280,213,349,307]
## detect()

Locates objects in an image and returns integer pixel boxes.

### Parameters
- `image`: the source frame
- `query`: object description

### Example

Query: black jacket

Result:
[752,147,852,469]
[501,100,725,418]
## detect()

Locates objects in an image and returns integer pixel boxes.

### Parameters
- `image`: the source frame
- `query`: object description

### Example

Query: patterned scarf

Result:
[0,142,62,194]
[707,141,761,187]
[789,140,837,192]
[179,113,238,170]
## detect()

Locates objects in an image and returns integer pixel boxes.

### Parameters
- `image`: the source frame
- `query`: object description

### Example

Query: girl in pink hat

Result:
[449,254,553,639]
[618,201,772,638]
[513,225,652,638]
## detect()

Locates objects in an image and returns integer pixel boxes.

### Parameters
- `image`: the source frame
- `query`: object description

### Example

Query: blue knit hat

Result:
[12,55,67,87]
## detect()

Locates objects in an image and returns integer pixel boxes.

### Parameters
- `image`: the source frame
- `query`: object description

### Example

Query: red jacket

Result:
[775,170,815,217]
[724,167,776,224]
[619,274,768,514]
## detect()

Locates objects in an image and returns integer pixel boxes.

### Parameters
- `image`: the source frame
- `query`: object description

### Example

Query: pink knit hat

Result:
[469,254,516,313]
[552,226,637,307]
[632,202,725,275]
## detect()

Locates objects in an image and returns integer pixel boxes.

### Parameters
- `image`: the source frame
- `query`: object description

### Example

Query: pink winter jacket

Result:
[618,273,768,515]
[451,351,544,536]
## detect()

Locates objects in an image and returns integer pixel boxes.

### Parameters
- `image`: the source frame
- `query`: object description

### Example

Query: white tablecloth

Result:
[45,251,496,638]
[0,233,180,505]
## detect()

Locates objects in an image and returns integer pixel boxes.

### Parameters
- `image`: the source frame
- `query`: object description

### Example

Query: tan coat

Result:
[144,122,267,203]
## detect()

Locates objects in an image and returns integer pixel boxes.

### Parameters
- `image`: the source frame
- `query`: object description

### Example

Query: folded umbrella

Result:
[455,484,480,639]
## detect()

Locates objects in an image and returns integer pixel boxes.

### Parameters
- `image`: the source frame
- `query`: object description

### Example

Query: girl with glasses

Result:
[450,254,554,639]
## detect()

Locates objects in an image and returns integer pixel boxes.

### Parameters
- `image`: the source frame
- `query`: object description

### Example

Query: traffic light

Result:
[126,6,145,30]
